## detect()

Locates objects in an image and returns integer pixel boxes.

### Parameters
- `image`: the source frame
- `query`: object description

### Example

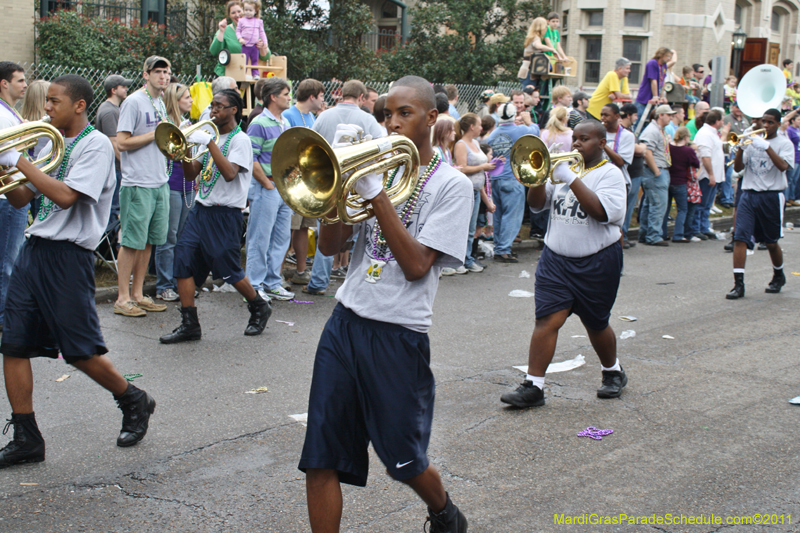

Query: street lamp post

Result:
[732,27,747,79]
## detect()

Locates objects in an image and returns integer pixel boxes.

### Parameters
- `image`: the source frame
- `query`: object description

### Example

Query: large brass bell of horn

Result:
[271,128,420,224]
[155,119,219,162]
[510,135,584,187]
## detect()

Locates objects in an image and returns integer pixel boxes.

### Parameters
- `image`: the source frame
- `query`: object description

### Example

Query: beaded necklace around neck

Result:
[199,122,241,199]
[38,122,94,221]
[144,87,173,177]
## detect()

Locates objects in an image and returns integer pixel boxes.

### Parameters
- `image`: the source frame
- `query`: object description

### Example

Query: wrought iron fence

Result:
[39,0,187,36]
[19,63,524,120]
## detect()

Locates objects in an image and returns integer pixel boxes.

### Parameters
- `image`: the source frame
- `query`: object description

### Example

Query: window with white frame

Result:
[623,38,645,85]
[584,37,602,83]
[623,10,646,29]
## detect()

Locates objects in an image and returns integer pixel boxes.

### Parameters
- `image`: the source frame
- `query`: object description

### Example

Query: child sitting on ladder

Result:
[237,0,269,79]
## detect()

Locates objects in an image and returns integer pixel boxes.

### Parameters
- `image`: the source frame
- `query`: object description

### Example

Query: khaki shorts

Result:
[291,213,316,230]
[119,184,170,249]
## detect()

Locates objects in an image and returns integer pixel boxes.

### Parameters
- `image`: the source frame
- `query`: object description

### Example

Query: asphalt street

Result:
[1,224,800,533]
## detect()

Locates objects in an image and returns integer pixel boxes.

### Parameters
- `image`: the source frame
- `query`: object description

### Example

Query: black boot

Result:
[723,238,734,252]
[115,383,155,447]
[726,273,745,299]
[245,295,272,336]
[159,306,201,343]
[425,493,468,533]
[765,268,786,293]
[0,413,45,469]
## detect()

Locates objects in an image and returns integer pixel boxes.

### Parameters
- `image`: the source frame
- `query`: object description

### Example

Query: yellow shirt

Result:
[587,70,630,119]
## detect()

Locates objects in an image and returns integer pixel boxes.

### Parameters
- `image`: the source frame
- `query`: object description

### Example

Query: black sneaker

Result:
[758,242,768,250]
[693,233,709,241]
[500,380,545,408]
[765,270,786,293]
[285,253,297,265]
[245,295,272,335]
[424,493,467,533]
[723,240,734,252]
[493,254,518,264]
[115,384,156,447]
[597,368,627,399]
[0,413,45,469]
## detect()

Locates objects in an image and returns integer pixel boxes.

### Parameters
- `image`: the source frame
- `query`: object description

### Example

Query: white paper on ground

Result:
[509,290,534,298]
[662,335,675,339]
[514,354,586,374]
[789,395,800,405]
[519,270,531,278]
[620,330,636,339]
[571,335,586,338]
[478,240,495,258]
[289,413,308,426]
[619,316,637,322]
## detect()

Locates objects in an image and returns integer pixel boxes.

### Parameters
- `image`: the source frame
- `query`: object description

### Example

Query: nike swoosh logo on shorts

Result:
[223,275,232,280]
[396,460,414,469]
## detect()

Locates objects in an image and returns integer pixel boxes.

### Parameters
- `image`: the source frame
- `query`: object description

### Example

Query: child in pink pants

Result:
[236,0,269,78]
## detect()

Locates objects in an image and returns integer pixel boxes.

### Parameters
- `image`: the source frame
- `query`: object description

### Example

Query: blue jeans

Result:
[465,189,481,267]
[622,175,642,240]
[491,178,526,255]
[155,189,194,292]
[785,163,800,201]
[307,220,335,291]
[662,183,696,240]
[639,167,669,244]
[718,161,735,205]
[246,185,292,291]
[691,179,717,235]
[0,199,29,325]
[107,168,122,232]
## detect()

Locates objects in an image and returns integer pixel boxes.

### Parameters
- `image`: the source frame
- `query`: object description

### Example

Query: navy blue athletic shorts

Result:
[535,242,623,331]
[173,205,245,287]
[734,180,744,207]
[733,190,784,250]
[298,304,434,487]
[1,237,107,364]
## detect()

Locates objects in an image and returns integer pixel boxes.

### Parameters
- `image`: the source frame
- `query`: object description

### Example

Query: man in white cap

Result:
[485,102,540,262]
[638,104,674,246]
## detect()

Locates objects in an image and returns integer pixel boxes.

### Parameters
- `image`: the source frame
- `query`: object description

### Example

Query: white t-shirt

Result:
[336,162,473,333]
[117,90,169,188]
[694,123,726,183]
[27,130,116,250]
[533,162,627,257]
[196,129,252,209]
[605,126,634,186]
[742,135,795,191]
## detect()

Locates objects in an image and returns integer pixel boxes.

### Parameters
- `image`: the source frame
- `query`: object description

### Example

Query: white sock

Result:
[774,264,783,271]
[601,359,621,372]
[733,268,745,274]
[526,374,545,390]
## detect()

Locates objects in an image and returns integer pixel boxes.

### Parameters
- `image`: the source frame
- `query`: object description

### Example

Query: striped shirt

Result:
[249,108,288,179]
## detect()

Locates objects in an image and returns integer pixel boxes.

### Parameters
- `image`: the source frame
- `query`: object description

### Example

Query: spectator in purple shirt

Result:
[634,48,676,132]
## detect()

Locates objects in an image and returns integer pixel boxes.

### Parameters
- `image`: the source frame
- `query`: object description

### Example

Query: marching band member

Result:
[0,75,155,468]
[298,76,472,533]
[501,121,628,408]
[160,89,271,343]
[727,109,794,299]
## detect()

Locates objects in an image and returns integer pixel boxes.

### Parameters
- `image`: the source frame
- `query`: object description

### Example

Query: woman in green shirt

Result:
[209,0,270,78]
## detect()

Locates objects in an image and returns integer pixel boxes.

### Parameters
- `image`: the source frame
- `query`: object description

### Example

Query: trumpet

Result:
[155,119,220,162]
[271,128,420,225]
[726,129,766,148]
[0,119,65,196]
[510,135,584,187]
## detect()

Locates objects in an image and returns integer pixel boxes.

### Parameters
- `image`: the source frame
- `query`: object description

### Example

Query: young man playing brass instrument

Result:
[501,120,629,408]
[0,75,155,468]
[298,76,473,532]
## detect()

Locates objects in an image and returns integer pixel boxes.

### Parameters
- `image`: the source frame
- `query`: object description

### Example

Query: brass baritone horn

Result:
[271,128,420,225]
[510,135,584,187]
[155,119,220,162]
[0,119,65,196]
[726,129,766,148]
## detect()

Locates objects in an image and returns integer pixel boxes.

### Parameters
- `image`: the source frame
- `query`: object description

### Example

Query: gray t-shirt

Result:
[533,162,627,258]
[95,100,121,171]
[197,129,252,209]
[312,102,384,143]
[456,139,488,189]
[640,121,670,169]
[117,89,169,188]
[741,135,795,191]
[335,162,474,333]
[605,127,635,186]
[27,130,116,250]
